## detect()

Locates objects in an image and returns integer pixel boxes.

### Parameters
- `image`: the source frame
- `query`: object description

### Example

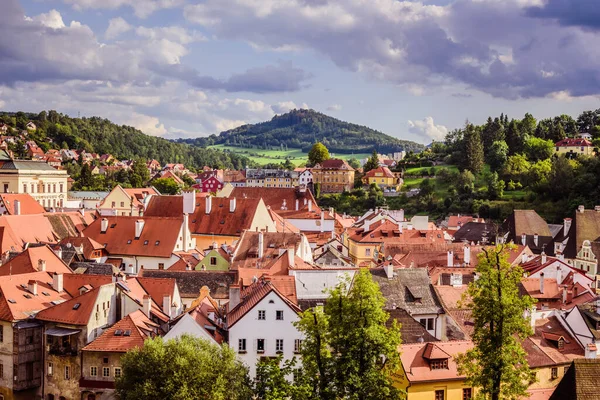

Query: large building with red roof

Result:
[311,158,355,193]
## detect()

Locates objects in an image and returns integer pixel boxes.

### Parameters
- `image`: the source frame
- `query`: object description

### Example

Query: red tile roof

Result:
[349,220,446,244]
[555,138,593,147]
[62,274,113,297]
[84,216,183,258]
[0,245,72,276]
[136,277,176,304]
[58,236,105,260]
[35,285,102,325]
[229,187,319,214]
[0,194,45,215]
[525,316,584,368]
[400,340,474,383]
[313,159,354,170]
[231,231,305,270]
[0,271,71,321]
[82,310,159,352]
[363,166,395,179]
[120,278,169,322]
[190,197,261,236]
[227,277,300,328]
[143,195,184,217]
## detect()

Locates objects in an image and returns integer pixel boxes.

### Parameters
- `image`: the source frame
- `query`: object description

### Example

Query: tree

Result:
[254,356,310,400]
[456,245,535,400]
[129,158,150,187]
[505,119,527,155]
[308,142,330,166]
[501,154,531,186]
[363,150,380,173]
[295,269,402,400]
[152,177,180,195]
[523,137,554,162]
[487,140,508,172]
[485,171,505,200]
[116,335,253,400]
[463,123,484,174]
[347,157,361,170]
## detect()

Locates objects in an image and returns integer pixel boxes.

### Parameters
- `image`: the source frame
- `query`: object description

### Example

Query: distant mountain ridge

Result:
[177,109,425,154]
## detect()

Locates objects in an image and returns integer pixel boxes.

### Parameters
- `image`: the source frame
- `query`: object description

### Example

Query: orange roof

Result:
[0,271,71,321]
[268,209,300,233]
[120,278,169,322]
[62,274,113,297]
[313,159,354,170]
[400,340,474,383]
[58,236,105,260]
[82,310,159,352]
[190,197,261,236]
[231,231,305,270]
[363,166,395,179]
[35,286,102,325]
[0,193,45,215]
[524,316,584,368]
[122,187,160,208]
[144,195,183,218]
[158,170,184,185]
[0,245,71,276]
[229,187,319,214]
[349,220,446,244]
[136,277,176,303]
[84,216,183,258]
[555,138,593,147]
[227,277,300,328]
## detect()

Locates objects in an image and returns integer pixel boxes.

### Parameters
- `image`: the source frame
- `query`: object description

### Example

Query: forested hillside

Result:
[0,111,251,169]
[177,109,424,154]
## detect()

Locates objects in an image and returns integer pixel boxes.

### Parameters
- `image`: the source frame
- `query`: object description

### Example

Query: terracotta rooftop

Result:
[82,310,159,352]
[136,277,176,304]
[400,340,473,383]
[190,197,261,236]
[35,285,102,325]
[348,220,446,244]
[0,271,72,321]
[363,166,395,179]
[0,193,45,215]
[140,270,236,300]
[313,159,354,170]
[555,138,593,147]
[58,236,105,260]
[144,195,184,217]
[0,245,71,276]
[62,274,113,297]
[231,231,305,270]
[84,216,183,258]
[229,187,319,214]
[524,315,584,368]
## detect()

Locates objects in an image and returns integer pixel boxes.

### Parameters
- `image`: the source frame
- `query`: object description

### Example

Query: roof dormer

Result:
[422,343,451,370]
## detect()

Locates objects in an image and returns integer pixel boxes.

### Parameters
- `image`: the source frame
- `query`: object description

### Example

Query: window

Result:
[23,184,27,193]
[463,388,472,400]
[238,339,247,353]
[210,257,217,266]
[103,367,110,377]
[0,325,3,342]
[158,263,165,270]
[120,202,125,207]
[47,362,53,376]
[114,368,122,378]
[276,339,284,353]
[59,183,63,193]
[430,359,449,370]
[3,184,7,193]
[90,366,97,377]
[365,248,371,257]
[419,318,434,331]
[64,366,70,380]
[258,310,266,320]
[276,310,284,320]
[551,367,558,379]
[111,201,116,208]
[257,339,265,353]
[0,362,3,378]
[103,357,109,364]
[294,339,302,354]
[435,390,445,400]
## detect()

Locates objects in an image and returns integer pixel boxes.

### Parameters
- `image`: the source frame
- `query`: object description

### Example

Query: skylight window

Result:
[123,330,131,336]
[23,294,31,299]
[127,239,132,244]
[42,292,50,296]
[7,299,16,304]
[73,303,81,310]
[155,241,160,246]
[144,240,149,245]
[114,329,123,336]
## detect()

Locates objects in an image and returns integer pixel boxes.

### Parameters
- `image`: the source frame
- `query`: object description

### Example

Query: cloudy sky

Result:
[1,0,599,143]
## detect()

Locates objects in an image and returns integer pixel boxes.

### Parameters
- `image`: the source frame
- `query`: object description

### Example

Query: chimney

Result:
[230,197,236,213]
[563,218,572,236]
[13,199,20,215]
[182,214,190,252]
[399,209,405,222]
[541,251,547,264]
[182,191,196,214]
[143,295,151,318]
[287,247,295,268]
[229,284,241,310]
[398,222,403,234]
[258,231,264,259]
[101,218,108,233]
[52,273,63,293]
[364,219,371,232]
[585,342,597,359]
[558,252,564,261]
[384,264,394,280]
[578,205,585,213]
[295,199,299,211]
[521,253,528,264]
[574,286,578,298]
[205,196,212,214]
[135,219,145,239]
[521,233,526,246]
[562,287,567,304]
[463,246,470,265]
[320,211,325,233]
[539,272,545,294]
[55,247,63,260]
[556,266,562,285]
[38,259,46,272]
[533,233,539,247]
[308,200,313,212]
[447,250,454,267]
[80,207,84,217]
[163,295,172,318]
[28,280,37,296]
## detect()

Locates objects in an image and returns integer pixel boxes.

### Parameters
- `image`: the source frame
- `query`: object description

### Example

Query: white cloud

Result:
[31,10,66,29]
[327,104,342,111]
[271,101,308,114]
[135,26,206,44]
[105,17,131,40]
[63,0,185,19]
[407,117,448,142]
[124,113,167,136]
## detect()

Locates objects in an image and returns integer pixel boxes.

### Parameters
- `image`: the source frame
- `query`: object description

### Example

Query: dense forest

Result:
[176,109,425,154]
[0,111,251,170]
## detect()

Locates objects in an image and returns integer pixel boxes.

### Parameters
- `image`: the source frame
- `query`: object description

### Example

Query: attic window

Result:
[110,223,117,228]
[42,292,50,296]
[220,220,225,224]
[7,299,16,304]
[144,240,149,245]
[114,330,123,336]
[73,303,81,310]
[20,284,27,289]
[23,294,31,299]
[430,359,448,370]
[124,330,131,336]
[269,300,275,304]
[155,241,160,246]
[127,240,132,244]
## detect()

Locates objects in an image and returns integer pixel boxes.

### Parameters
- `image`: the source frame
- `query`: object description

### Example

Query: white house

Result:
[298,169,313,187]
[164,313,219,344]
[227,278,303,378]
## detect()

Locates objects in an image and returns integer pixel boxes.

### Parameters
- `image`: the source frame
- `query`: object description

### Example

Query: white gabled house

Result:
[227,277,303,378]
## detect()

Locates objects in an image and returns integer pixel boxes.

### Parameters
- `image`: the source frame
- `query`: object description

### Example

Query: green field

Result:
[209,144,371,167]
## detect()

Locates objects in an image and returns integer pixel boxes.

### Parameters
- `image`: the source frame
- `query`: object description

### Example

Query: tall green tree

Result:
[457,245,535,400]
[116,335,253,400]
[523,137,554,162]
[254,355,310,400]
[363,150,380,173]
[152,177,181,195]
[463,123,484,174]
[487,140,509,172]
[129,158,151,187]
[308,142,331,166]
[295,269,402,400]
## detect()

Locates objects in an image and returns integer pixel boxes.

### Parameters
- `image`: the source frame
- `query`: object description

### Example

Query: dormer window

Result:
[430,359,448,370]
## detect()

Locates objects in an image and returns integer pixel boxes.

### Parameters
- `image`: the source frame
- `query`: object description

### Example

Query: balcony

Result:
[48,343,78,356]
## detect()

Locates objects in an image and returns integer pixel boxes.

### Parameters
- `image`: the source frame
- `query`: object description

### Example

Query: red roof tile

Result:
[143,195,183,217]
[229,187,319,214]
[556,138,593,147]
[62,274,113,297]
[363,166,395,179]
[82,310,159,352]
[190,197,261,236]
[35,285,102,325]
[0,193,45,215]
[0,245,71,276]
[400,340,474,383]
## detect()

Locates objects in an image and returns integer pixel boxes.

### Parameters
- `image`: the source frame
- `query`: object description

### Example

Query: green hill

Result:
[177,109,425,154]
[0,111,251,169]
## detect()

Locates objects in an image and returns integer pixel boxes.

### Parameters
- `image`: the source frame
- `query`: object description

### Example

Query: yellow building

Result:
[361,166,401,191]
[0,150,68,209]
[245,169,299,188]
[311,159,355,193]
[396,341,476,400]
[555,138,595,156]
[97,185,159,216]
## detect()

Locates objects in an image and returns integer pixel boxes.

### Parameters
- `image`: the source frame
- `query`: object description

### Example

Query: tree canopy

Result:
[308,142,331,166]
